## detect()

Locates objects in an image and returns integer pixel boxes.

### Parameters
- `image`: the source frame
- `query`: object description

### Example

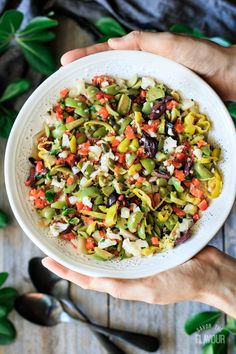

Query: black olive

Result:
[175,229,192,246]
[29,157,36,165]
[149,96,173,119]
[184,157,193,177]
[140,132,158,158]
[107,191,118,207]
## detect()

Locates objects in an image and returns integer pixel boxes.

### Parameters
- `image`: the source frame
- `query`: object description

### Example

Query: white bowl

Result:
[4,50,236,279]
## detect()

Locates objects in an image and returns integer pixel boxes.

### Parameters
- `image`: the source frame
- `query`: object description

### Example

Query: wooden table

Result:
[0,19,235,354]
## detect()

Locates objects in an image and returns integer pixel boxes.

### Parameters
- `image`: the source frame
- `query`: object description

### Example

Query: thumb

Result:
[108,31,232,100]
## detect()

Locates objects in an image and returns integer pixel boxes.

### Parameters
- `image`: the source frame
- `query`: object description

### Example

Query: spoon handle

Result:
[60,299,126,354]
[86,322,160,352]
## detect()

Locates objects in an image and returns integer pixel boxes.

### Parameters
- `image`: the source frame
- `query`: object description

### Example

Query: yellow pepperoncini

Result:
[105,204,118,227]
[157,205,172,222]
[184,112,196,135]
[38,142,56,169]
[205,169,222,199]
[132,188,155,211]
[195,117,211,134]
[184,112,211,135]
[69,135,77,153]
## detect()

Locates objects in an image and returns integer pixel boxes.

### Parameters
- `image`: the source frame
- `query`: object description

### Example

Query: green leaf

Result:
[202,329,229,354]
[226,102,236,121]
[170,24,204,38]
[209,36,232,47]
[18,16,58,36]
[95,16,126,37]
[0,106,17,138]
[0,79,30,103]
[184,311,222,335]
[17,40,57,75]
[0,305,8,318]
[0,319,16,345]
[0,287,18,313]
[17,30,55,42]
[0,30,11,54]
[0,10,23,34]
[0,210,9,228]
[0,273,8,288]
[225,317,236,334]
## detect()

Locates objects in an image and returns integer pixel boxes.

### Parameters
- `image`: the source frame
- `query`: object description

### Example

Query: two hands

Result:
[43,31,236,318]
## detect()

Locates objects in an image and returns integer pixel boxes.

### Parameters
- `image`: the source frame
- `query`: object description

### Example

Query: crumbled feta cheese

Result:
[82,196,92,208]
[107,228,122,240]
[121,207,130,219]
[134,206,141,213]
[98,238,117,249]
[72,166,80,175]
[80,177,88,186]
[179,218,193,233]
[149,131,157,138]
[50,223,69,237]
[90,170,100,178]
[58,151,68,158]
[119,229,137,240]
[51,178,65,189]
[133,173,140,180]
[58,193,66,201]
[122,239,148,257]
[181,98,195,110]
[62,133,70,148]
[164,137,177,153]
[167,127,174,136]
[184,203,197,215]
[100,80,109,87]
[193,148,202,160]
[141,77,155,90]
[175,145,185,153]
[69,196,78,205]
[89,146,102,161]
[167,164,174,175]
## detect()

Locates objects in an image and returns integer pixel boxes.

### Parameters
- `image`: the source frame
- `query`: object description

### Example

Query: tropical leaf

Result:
[0,79,30,103]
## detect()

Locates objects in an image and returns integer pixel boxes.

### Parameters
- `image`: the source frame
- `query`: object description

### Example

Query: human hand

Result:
[61,31,236,101]
[42,246,236,318]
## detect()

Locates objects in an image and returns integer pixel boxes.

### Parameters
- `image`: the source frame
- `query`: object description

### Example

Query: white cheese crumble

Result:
[122,239,148,257]
[62,133,70,148]
[107,228,122,240]
[68,196,78,205]
[167,164,174,175]
[193,148,202,160]
[163,137,177,153]
[179,218,193,233]
[98,238,117,249]
[80,177,88,186]
[51,178,65,189]
[141,77,155,90]
[72,166,80,175]
[58,151,68,158]
[82,196,92,208]
[81,161,90,174]
[121,207,130,219]
[89,146,102,161]
[50,223,69,237]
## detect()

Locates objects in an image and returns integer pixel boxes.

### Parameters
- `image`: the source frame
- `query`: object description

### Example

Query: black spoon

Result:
[15,293,160,352]
[28,258,160,352]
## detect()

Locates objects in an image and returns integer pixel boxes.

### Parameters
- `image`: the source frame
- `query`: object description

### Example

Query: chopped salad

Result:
[25,75,222,260]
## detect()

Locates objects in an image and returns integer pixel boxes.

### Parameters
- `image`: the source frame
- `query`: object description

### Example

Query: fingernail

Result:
[108,37,123,44]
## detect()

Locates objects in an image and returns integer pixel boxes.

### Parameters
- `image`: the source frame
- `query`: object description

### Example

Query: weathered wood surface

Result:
[0,18,235,354]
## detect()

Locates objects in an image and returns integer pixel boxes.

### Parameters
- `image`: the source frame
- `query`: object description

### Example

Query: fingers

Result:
[42,257,150,302]
[61,42,111,66]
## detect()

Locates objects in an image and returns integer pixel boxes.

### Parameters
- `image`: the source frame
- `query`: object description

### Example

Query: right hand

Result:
[61,31,236,101]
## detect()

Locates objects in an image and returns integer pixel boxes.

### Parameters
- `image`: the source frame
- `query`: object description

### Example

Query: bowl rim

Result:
[4,50,236,279]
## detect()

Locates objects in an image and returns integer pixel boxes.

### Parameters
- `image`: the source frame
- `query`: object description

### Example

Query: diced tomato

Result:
[192,178,201,187]
[175,152,186,161]
[66,154,77,166]
[111,139,120,148]
[67,176,74,185]
[66,116,75,123]
[30,189,45,198]
[166,100,178,110]
[197,140,207,148]
[173,206,186,217]
[86,237,96,250]
[171,160,182,168]
[78,142,90,155]
[151,237,159,246]
[56,158,65,165]
[116,153,125,164]
[96,91,103,100]
[99,98,106,104]
[135,176,146,187]
[125,125,136,139]
[198,199,208,211]
[61,232,75,241]
[36,160,44,173]
[98,106,109,119]
[54,103,64,120]
[174,170,185,182]
[174,119,184,133]
[190,187,204,199]
[60,88,69,98]
[140,90,146,98]
[34,198,47,209]
[99,230,106,237]
[183,180,191,188]
[193,213,199,222]
[142,120,160,133]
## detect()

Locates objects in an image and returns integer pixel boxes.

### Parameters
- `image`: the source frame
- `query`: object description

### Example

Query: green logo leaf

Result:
[184,311,222,335]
